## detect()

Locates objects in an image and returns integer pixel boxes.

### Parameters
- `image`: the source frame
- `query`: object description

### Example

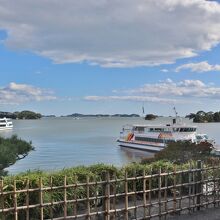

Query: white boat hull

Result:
[0,126,13,130]
[117,140,165,152]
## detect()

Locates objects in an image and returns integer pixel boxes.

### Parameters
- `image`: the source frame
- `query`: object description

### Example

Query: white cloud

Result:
[0,0,220,67]
[0,82,56,104]
[161,69,169,73]
[176,61,220,72]
[129,79,220,98]
[84,95,178,104]
[84,79,220,103]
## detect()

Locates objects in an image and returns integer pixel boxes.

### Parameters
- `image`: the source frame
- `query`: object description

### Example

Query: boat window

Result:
[134,127,145,132]
[196,135,203,140]
[135,136,174,143]
[196,135,208,140]
[173,128,179,132]
[135,136,165,143]
[179,127,197,132]
[149,128,164,132]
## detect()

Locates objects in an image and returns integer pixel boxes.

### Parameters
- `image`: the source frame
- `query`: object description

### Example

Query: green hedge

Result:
[1,161,195,219]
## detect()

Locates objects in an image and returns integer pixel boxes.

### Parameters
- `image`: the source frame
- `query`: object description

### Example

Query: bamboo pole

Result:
[86,176,90,220]
[205,165,209,209]
[64,176,67,218]
[13,180,18,220]
[94,179,98,217]
[124,171,129,220]
[73,175,77,218]
[179,166,183,212]
[217,166,220,206]
[196,161,202,211]
[158,167,162,220]
[26,179,29,220]
[148,167,152,218]
[213,164,217,207]
[201,162,205,208]
[164,168,168,219]
[188,163,192,213]
[113,172,117,220]
[39,178,43,220]
[50,176,53,220]
[133,170,137,219]
[143,170,147,218]
[103,172,110,220]
[0,180,5,220]
[192,164,196,212]
[173,166,177,213]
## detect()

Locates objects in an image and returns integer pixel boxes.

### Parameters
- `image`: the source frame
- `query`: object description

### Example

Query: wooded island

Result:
[0,110,42,119]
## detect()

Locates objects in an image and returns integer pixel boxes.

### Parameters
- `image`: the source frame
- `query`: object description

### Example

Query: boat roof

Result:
[129,124,197,128]
[0,117,11,120]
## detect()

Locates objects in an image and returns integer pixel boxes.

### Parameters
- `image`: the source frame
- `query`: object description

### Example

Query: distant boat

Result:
[117,117,214,152]
[73,117,80,120]
[0,117,13,130]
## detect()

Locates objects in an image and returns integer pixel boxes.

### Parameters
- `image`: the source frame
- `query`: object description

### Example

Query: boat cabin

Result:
[0,118,7,127]
[0,117,13,129]
[132,125,197,134]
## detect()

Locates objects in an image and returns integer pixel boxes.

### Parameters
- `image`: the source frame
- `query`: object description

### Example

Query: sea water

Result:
[1,117,219,174]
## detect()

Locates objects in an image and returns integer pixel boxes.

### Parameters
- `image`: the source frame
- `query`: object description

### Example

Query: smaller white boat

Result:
[0,117,13,130]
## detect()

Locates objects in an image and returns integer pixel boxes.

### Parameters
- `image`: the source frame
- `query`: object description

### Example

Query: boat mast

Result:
[142,102,145,118]
[173,107,178,124]
[173,107,178,118]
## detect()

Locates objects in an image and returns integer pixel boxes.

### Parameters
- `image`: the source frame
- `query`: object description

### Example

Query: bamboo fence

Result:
[1,161,220,220]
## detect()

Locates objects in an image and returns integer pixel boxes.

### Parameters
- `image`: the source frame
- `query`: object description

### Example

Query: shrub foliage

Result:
[153,141,214,164]
[0,135,34,175]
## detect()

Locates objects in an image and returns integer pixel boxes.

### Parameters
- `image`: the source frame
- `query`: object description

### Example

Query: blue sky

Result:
[1,0,220,116]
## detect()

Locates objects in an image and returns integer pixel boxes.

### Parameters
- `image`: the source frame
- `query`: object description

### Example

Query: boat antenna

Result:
[142,103,145,116]
[173,107,178,118]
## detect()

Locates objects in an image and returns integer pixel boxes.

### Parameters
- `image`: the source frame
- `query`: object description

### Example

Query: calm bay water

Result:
[1,117,220,174]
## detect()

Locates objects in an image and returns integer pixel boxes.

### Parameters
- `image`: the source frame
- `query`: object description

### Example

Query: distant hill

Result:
[63,113,140,118]
[0,111,42,119]
[0,111,17,119]
[1,111,140,119]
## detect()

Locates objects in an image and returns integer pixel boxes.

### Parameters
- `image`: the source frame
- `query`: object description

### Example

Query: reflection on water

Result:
[120,146,154,162]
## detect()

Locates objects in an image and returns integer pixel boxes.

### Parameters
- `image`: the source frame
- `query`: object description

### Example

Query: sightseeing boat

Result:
[117,118,213,152]
[0,118,13,130]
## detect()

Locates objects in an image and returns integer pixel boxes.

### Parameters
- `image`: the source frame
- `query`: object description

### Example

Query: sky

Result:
[0,0,220,116]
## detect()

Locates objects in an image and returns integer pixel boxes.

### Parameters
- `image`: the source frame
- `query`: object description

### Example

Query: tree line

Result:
[186,111,220,123]
[0,110,42,119]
